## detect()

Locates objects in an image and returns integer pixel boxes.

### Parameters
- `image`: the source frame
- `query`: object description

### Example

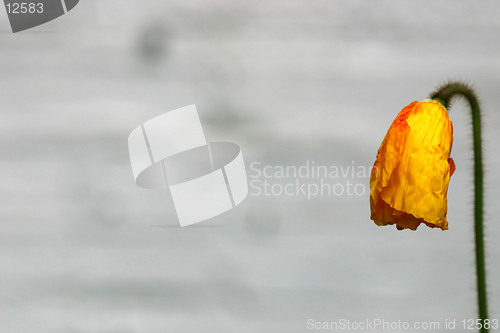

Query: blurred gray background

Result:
[1,1,499,332]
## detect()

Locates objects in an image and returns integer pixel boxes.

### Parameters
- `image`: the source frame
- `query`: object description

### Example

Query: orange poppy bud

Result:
[370,100,455,230]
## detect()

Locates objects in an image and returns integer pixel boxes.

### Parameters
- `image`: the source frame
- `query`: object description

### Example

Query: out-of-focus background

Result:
[1,1,499,332]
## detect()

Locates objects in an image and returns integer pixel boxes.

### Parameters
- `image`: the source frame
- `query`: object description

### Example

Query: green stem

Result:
[430,82,488,332]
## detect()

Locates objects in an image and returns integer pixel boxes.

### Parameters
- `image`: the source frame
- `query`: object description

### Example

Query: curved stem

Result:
[430,82,488,332]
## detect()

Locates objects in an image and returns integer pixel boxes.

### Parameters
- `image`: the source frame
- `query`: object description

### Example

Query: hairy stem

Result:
[430,82,487,332]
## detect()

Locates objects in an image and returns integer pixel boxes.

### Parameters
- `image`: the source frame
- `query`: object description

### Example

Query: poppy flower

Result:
[370,99,455,230]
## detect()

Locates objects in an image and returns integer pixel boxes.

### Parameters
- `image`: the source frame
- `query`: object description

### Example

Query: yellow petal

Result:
[370,100,454,230]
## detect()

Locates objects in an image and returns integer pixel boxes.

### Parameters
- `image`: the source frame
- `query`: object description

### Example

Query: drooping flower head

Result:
[370,99,455,230]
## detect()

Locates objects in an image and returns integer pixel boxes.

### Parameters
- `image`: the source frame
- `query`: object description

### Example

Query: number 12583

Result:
[6,2,44,14]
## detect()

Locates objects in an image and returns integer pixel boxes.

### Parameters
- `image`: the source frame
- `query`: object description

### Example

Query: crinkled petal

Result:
[370,100,454,230]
